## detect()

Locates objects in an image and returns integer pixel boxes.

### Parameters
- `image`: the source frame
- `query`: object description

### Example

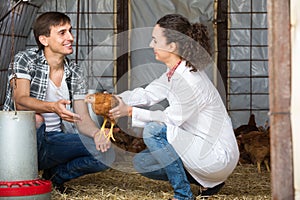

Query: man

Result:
[3,12,114,193]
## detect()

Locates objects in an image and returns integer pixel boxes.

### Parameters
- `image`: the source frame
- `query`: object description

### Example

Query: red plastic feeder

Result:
[0,179,52,199]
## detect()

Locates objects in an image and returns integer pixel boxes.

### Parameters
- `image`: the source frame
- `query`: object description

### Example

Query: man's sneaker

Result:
[42,169,74,194]
[42,169,53,180]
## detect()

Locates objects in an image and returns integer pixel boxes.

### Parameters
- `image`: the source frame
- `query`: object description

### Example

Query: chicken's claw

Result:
[94,118,116,142]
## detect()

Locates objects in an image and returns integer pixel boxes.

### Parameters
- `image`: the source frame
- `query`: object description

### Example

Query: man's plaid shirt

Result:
[3,47,88,111]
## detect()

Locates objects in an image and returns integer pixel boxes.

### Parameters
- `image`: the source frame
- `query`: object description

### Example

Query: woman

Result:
[110,14,239,200]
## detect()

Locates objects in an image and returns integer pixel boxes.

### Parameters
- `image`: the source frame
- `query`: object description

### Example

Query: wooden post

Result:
[291,0,300,198]
[267,0,294,199]
[116,0,129,93]
[216,0,228,95]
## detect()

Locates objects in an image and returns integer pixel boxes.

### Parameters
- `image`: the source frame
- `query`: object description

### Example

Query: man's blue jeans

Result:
[133,122,194,200]
[37,124,115,185]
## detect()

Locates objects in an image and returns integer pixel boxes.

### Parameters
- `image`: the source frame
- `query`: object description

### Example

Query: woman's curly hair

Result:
[156,14,211,71]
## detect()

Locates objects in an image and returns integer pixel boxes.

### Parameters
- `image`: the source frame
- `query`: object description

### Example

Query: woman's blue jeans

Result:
[37,124,115,185]
[133,122,194,200]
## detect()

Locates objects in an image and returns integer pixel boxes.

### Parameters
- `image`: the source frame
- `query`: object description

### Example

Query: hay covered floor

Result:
[51,162,271,200]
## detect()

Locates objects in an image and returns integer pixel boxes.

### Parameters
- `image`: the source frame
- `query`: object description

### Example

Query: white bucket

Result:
[0,111,38,181]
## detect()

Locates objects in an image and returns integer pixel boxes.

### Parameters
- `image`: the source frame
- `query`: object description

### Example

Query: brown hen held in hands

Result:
[85,93,119,141]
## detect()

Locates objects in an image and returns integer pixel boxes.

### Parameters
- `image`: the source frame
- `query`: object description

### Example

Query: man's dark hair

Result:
[33,12,71,50]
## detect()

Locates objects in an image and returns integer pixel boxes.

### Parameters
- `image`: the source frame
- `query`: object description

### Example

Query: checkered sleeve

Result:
[69,61,88,100]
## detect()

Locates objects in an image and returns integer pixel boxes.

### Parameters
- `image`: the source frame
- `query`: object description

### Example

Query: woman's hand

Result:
[109,95,132,119]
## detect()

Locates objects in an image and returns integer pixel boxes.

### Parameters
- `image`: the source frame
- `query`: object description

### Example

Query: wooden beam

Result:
[291,0,300,197]
[216,0,228,95]
[267,0,294,199]
[116,0,129,93]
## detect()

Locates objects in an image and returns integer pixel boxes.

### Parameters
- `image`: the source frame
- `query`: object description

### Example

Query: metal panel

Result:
[227,0,269,128]
[0,1,40,107]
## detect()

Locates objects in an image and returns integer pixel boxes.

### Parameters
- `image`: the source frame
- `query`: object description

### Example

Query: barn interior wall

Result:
[228,0,269,128]
[0,0,269,128]
[0,1,41,109]
[28,0,117,93]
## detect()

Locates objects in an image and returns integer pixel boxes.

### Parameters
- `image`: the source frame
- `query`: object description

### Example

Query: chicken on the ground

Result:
[239,129,270,173]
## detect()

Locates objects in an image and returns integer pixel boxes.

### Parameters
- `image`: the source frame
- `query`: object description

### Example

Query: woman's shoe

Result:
[168,197,195,200]
[199,182,225,196]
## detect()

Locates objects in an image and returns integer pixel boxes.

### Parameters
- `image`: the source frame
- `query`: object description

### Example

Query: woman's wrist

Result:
[127,106,133,117]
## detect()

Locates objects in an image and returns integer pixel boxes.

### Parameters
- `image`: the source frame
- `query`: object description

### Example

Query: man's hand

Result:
[93,129,111,152]
[53,99,82,122]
